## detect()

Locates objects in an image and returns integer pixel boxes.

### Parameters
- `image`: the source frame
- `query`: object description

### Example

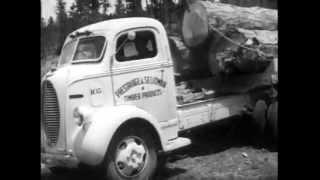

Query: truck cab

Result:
[41,17,277,180]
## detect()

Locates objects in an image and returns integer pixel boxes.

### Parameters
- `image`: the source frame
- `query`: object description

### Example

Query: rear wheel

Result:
[267,101,278,141]
[103,127,158,180]
[49,167,69,174]
[252,100,267,135]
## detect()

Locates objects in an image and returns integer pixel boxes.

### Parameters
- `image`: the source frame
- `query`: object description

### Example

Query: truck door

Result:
[111,28,177,123]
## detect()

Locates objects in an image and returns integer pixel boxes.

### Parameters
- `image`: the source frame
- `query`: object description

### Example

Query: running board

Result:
[163,137,191,152]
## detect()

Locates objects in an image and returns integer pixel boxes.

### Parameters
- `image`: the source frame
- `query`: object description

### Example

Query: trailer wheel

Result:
[49,167,69,174]
[103,127,158,180]
[267,101,278,141]
[252,100,267,135]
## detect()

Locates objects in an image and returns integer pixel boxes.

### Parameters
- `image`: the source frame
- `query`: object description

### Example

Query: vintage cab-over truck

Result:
[41,17,277,180]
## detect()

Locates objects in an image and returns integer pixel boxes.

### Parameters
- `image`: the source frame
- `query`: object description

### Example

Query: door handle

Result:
[159,69,165,80]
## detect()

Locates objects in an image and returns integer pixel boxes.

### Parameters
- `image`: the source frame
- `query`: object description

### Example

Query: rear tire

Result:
[252,100,267,135]
[267,101,278,141]
[49,167,69,174]
[103,127,158,180]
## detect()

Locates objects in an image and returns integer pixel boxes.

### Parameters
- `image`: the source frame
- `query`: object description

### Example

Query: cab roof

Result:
[71,17,164,35]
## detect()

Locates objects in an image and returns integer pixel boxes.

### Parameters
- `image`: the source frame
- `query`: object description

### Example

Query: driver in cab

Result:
[74,43,97,60]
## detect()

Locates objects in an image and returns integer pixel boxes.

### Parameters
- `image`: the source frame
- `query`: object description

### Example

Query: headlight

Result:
[73,107,84,126]
[73,106,93,127]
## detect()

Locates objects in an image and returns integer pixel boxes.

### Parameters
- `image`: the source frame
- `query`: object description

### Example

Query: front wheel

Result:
[103,127,158,180]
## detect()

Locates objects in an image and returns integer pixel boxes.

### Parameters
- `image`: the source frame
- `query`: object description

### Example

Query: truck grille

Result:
[41,81,60,146]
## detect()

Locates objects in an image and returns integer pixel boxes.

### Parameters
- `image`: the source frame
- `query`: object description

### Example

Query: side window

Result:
[116,30,157,62]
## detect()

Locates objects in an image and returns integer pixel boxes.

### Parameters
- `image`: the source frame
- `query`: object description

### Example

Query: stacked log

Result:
[182,0,277,46]
[170,0,277,78]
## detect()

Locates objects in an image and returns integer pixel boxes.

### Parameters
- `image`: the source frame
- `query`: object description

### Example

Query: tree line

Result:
[41,0,185,59]
[40,0,277,60]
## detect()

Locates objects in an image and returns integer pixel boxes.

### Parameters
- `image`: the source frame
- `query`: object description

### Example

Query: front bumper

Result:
[41,152,79,169]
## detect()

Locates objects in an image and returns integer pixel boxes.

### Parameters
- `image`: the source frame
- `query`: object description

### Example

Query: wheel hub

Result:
[115,136,147,177]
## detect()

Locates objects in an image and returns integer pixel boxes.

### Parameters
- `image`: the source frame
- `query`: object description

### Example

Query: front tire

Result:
[103,127,158,180]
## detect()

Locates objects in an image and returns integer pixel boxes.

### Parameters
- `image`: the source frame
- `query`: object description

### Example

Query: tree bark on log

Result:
[207,27,277,75]
[182,0,278,47]
[167,0,278,101]
[179,0,278,77]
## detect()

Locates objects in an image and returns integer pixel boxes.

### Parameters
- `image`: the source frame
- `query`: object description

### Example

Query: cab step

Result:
[164,137,191,152]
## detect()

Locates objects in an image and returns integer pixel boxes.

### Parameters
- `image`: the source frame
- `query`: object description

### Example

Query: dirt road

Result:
[41,117,277,180]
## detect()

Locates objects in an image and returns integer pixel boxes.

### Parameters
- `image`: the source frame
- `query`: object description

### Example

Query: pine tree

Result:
[41,17,46,59]
[114,0,127,18]
[101,0,111,15]
[126,0,146,17]
[70,0,102,25]
[69,2,81,30]
[56,0,69,54]
[46,17,58,55]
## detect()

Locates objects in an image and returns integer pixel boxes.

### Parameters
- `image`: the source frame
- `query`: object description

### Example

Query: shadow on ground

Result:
[154,116,277,180]
[41,116,277,180]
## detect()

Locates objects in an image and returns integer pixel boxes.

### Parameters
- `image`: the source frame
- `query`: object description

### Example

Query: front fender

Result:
[72,105,165,166]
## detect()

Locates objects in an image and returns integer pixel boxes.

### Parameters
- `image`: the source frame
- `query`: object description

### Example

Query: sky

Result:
[41,0,73,20]
[40,0,176,21]
[41,0,115,20]
[40,0,124,21]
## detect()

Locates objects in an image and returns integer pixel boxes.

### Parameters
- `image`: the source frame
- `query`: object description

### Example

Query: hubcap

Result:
[115,136,147,177]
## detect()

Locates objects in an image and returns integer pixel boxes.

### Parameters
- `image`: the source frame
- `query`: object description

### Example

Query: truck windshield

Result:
[59,36,106,66]
[59,39,77,66]
[73,36,106,61]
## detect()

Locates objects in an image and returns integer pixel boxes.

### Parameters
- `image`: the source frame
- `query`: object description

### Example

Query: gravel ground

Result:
[41,117,277,180]
[156,147,277,180]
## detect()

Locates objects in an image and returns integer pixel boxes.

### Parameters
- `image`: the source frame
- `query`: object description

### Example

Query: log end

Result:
[182,1,209,47]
